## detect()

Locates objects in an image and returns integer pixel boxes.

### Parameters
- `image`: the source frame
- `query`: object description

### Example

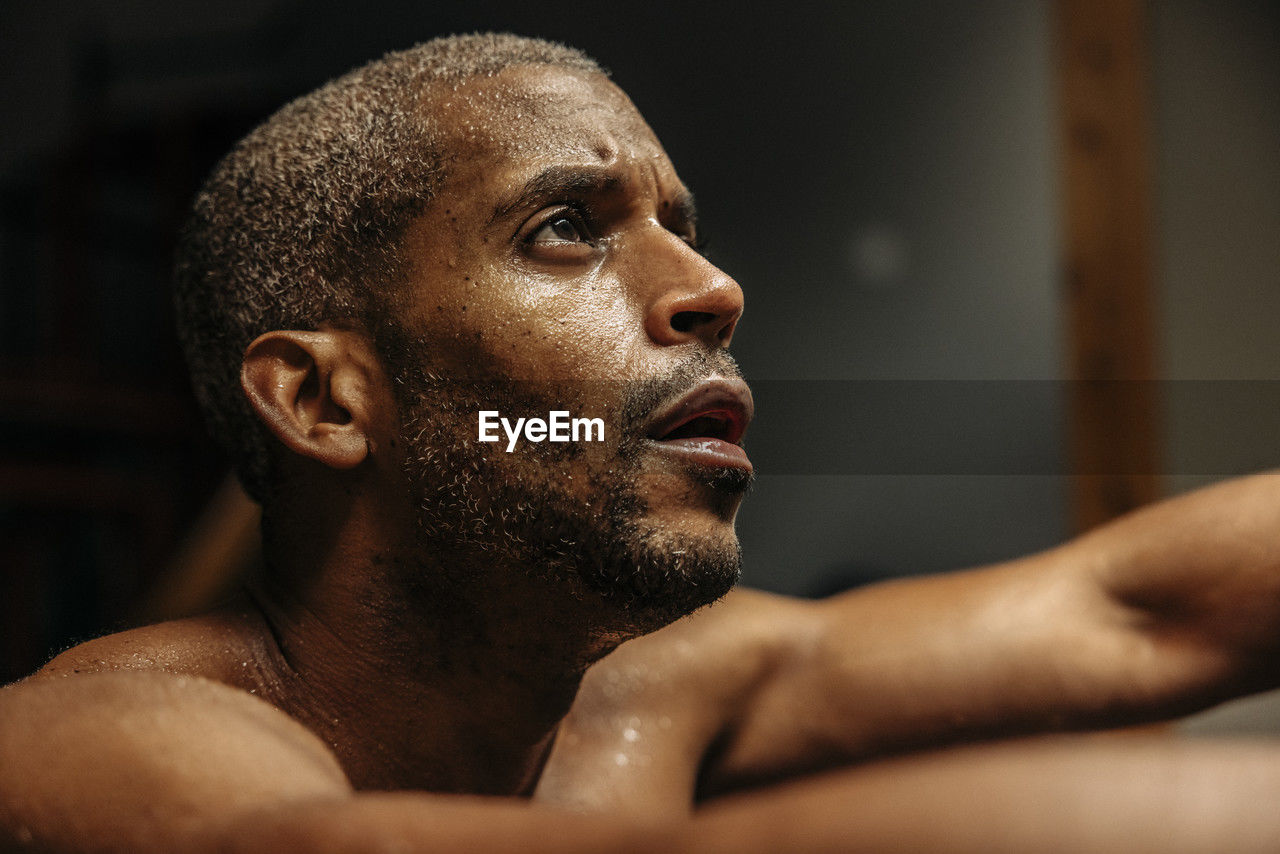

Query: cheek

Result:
[486,279,646,382]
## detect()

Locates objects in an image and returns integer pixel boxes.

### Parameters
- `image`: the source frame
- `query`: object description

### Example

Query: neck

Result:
[247,539,629,795]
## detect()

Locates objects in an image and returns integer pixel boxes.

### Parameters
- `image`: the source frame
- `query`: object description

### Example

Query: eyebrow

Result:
[486,164,701,239]
[487,166,627,227]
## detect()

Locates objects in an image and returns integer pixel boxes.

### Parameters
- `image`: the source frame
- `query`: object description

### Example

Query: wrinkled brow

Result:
[486,164,700,235]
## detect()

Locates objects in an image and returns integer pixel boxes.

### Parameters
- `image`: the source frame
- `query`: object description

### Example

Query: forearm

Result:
[21,738,1279,854]
[203,794,681,854]
[129,737,1280,854]
[693,735,1280,854]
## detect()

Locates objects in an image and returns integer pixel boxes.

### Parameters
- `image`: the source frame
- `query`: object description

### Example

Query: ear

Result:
[240,329,383,471]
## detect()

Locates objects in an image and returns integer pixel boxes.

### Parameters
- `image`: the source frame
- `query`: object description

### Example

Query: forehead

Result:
[424,65,677,192]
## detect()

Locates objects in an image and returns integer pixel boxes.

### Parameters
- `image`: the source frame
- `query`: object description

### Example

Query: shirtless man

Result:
[3,33,1280,853]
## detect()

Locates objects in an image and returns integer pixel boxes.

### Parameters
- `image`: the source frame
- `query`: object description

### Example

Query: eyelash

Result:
[524,204,597,247]
[521,203,708,256]
[686,231,709,256]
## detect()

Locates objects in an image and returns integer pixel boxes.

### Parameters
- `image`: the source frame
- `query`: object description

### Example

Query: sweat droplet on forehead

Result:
[429,66,661,163]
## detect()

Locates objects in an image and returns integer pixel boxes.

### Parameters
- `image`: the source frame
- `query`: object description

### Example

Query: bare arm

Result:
[701,473,1280,791]
[7,671,1280,853]
[543,473,1280,799]
[691,734,1280,854]
[242,737,1280,854]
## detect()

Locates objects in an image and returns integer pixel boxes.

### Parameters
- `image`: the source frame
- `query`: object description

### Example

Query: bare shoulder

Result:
[0,670,349,852]
[35,602,275,687]
[1,674,690,854]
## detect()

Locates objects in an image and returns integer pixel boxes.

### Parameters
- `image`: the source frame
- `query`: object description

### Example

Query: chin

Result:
[636,462,754,525]
[576,511,742,635]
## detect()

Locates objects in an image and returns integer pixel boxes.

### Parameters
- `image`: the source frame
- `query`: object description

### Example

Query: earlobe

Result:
[240,330,373,471]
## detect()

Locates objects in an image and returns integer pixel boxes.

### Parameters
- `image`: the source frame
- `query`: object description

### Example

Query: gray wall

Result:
[1151,0,1280,733]
[1152,0,1280,496]
[730,1,1068,593]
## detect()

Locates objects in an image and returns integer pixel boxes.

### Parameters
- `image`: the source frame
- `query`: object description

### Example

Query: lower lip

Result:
[649,437,753,471]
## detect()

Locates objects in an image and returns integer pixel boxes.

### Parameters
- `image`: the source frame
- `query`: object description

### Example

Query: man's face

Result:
[383,65,751,629]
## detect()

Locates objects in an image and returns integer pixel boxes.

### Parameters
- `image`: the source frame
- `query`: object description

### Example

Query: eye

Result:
[681,230,709,257]
[527,211,592,245]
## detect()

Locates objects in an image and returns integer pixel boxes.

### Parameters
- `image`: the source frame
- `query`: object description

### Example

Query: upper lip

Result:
[645,376,754,446]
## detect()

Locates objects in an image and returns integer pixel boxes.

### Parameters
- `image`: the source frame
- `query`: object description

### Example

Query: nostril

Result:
[671,311,717,333]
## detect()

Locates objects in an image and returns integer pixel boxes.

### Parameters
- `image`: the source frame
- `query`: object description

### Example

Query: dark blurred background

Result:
[2,0,1278,703]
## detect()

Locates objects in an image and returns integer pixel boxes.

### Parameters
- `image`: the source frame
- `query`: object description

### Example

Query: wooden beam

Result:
[1055,0,1163,532]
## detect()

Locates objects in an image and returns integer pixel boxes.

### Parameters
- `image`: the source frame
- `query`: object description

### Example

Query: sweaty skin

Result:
[4,63,1280,853]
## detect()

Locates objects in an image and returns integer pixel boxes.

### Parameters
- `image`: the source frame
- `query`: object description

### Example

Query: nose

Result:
[643,238,744,349]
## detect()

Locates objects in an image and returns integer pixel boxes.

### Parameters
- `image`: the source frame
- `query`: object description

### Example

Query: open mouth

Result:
[652,409,745,444]
[645,377,754,470]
